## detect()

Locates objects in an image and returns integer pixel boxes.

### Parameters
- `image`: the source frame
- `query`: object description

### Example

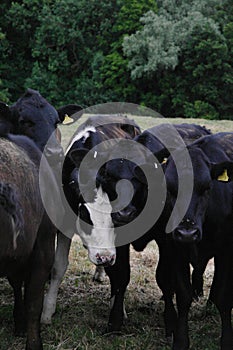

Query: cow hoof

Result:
[15,328,26,337]
[104,324,123,336]
[40,314,52,324]
[93,266,105,283]
[192,291,203,301]
[165,335,173,345]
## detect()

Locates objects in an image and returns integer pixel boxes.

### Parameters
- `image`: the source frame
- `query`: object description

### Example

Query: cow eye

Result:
[19,119,35,128]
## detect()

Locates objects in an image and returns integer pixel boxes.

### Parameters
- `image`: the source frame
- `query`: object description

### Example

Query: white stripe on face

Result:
[76,186,116,265]
[65,126,96,155]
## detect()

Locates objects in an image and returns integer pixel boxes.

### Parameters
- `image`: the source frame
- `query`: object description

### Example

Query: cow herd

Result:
[0,89,233,350]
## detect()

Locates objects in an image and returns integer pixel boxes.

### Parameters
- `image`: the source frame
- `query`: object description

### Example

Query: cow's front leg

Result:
[104,244,130,332]
[25,225,55,350]
[156,239,177,339]
[173,253,192,350]
[209,252,233,350]
[8,275,26,336]
[93,266,105,282]
[191,248,212,300]
[41,231,71,324]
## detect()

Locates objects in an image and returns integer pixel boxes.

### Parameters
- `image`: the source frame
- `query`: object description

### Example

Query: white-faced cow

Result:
[41,114,141,328]
[57,122,210,333]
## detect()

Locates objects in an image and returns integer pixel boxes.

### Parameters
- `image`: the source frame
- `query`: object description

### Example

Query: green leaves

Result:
[123,0,233,119]
[0,0,232,119]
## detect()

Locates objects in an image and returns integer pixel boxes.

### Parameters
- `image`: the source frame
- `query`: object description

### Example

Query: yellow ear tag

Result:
[63,114,74,125]
[161,157,167,164]
[217,169,229,182]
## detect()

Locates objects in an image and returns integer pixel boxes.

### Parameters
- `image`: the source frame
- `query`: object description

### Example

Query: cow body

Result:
[156,133,233,350]
[52,114,141,331]
[86,122,216,336]
[0,89,83,329]
[0,137,57,350]
[60,122,209,333]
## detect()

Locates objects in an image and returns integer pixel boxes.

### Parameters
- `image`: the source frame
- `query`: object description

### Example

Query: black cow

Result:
[135,123,211,162]
[95,123,214,334]
[157,133,233,350]
[134,133,233,350]
[0,88,82,163]
[0,129,59,349]
[41,114,141,326]
[0,89,83,326]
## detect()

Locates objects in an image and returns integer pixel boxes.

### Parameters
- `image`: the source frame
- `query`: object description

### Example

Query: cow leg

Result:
[104,244,130,332]
[173,253,192,350]
[191,255,210,300]
[93,266,105,282]
[25,220,56,350]
[156,239,177,338]
[209,253,233,350]
[41,231,71,324]
[7,275,26,336]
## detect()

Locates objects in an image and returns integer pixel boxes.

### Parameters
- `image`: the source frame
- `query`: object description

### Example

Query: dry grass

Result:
[0,116,232,349]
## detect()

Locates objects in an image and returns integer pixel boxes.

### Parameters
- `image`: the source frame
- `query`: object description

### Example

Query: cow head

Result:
[68,148,116,266]
[0,89,82,164]
[165,146,233,243]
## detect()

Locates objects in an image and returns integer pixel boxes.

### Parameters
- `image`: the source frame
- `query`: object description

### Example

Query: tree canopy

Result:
[0,0,232,119]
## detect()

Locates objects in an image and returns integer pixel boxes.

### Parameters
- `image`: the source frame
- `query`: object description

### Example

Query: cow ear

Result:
[211,161,233,182]
[0,102,14,135]
[154,148,170,164]
[0,102,11,118]
[57,104,83,124]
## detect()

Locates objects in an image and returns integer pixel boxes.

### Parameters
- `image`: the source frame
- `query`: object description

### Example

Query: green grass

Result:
[1,116,233,349]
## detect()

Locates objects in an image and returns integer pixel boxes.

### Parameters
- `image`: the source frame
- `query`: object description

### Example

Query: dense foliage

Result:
[0,0,232,119]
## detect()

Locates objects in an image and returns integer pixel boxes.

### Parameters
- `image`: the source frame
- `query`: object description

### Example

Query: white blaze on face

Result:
[65,125,96,155]
[76,186,116,266]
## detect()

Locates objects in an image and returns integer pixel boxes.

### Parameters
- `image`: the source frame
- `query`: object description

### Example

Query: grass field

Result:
[0,116,233,350]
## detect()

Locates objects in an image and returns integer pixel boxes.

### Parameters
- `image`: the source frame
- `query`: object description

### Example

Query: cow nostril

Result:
[173,228,200,242]
[96,254,116,266]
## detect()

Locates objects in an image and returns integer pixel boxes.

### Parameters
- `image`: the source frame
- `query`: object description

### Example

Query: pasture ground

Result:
[0,116,232,349]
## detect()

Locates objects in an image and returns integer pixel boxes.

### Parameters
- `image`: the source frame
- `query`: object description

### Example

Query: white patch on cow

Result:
[65,125,96,155]
[76,186,116,265]
[11,217,20,250]
[110,295,128,319]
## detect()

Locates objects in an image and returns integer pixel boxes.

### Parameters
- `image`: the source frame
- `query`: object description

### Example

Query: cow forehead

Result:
[105,158,135,179]
[21,104,59,122]
[79,186,113,234]
[84,186,112,216]
[65,126,96,155]
[166,147,211,186]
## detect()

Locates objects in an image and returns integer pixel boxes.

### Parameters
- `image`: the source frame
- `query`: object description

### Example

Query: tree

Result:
[100,0,158,102]
[123,0,233,119]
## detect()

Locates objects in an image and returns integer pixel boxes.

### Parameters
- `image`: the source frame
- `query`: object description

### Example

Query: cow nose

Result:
[95,253,116,266]
[173,228,200,243]
[44,146,64,161]
[113,206,137,225]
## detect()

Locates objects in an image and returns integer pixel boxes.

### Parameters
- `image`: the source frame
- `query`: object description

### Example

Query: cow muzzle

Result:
[173,227,201,243]
[88,248,116,267]
[44,146,64,163]
[112,205,137,226]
